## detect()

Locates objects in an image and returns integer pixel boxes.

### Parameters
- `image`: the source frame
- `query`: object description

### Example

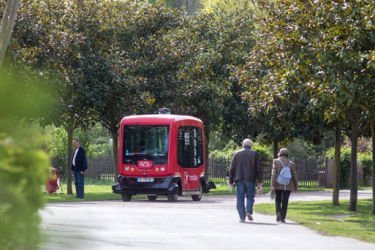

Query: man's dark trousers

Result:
[74,171,84,199]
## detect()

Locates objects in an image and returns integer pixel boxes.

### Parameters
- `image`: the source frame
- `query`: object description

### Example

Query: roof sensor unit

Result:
[158,108,171,114]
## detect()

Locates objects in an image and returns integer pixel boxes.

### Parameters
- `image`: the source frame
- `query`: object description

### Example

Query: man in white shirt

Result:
[71,139,88,199]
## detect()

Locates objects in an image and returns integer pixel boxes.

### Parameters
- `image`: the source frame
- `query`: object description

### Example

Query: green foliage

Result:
[0,67,50,249]
[239,0,374,147]
[149,0,201,14]
[9,0,188,174]
[10,0,258,157]
[75,124,112,158]
[209,140,240,161]
[45,124,112,172]
[201,0,254,13]
[358,151,372,185]
[287,138,326,161]
[239,1,373,211]
[209,140,272,162]
[252,143,273,161]
[44,126,67,170]
[11,0,93,130]
[326,146,351,188]
[162,5,256,138]
[0,126,49,249]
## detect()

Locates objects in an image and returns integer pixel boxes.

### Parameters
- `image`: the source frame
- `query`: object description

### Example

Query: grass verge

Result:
[44,184,119,202]
[207,179,324,196]
[254,199,375,243]
[44,179,326,201]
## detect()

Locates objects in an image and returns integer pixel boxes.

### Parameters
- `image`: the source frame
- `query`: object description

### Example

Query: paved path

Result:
[40,190,374,250]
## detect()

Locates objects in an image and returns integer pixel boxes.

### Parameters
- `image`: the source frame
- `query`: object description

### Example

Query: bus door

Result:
[177,126,204,191]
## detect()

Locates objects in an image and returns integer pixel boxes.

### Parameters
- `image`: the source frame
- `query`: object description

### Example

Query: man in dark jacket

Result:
[229,138,262,222]
[71,139,88,199]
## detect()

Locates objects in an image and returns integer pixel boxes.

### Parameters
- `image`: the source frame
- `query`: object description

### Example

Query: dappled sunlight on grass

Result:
[255,199,375,243]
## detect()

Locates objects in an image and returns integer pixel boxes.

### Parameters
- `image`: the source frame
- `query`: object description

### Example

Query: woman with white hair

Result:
[271,148,298,223]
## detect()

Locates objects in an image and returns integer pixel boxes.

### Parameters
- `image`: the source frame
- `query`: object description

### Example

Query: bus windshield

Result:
[123,125,169,164]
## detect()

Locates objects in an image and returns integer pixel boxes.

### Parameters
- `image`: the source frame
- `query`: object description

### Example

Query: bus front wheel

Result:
[147,195,157,201]
[167,193,178,201]
[121,193,132,201]
[192,183,203,201]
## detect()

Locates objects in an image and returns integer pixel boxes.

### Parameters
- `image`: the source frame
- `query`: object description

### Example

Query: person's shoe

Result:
[246,212,253,221]
[281,220,286,223]
[239,219,245,223]
[276,212,281,222]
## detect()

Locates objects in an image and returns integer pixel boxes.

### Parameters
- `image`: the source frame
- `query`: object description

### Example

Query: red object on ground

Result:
[46,167,61,194]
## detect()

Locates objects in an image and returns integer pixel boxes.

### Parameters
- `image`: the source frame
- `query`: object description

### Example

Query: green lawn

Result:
[44,179,324,201]
[207,179,324,196]
[44,182,234,202]
[44,184,119,202]
[254,199,375,243]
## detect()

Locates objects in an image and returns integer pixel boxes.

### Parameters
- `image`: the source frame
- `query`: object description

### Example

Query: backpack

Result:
[276,160,292,185]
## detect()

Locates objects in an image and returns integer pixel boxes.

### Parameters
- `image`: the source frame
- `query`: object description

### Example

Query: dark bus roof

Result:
[121,114,203,124]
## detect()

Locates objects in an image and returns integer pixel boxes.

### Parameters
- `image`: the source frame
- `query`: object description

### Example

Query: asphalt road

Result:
[40,190,374,250]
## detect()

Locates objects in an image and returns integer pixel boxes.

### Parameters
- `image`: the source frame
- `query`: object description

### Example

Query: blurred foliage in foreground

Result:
[0,66,51,249]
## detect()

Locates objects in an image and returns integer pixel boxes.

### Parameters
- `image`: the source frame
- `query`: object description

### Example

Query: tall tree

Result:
[83,1,185,174]
[0,0,19,68]
[240,0,374,210]
[308,0,374,211]
[160,5,258,157]
[11,0,94,193]
[372,122,375,215]
[9,0,186,179]
[239,0,326,158]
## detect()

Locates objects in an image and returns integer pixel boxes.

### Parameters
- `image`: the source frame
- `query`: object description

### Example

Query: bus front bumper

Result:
[112,175,179,196]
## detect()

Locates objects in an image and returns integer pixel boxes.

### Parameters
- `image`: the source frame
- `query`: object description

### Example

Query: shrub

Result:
[209,140,272,162]
[0,67,50,249]
[0,126,50,249]
[287,138,326,161]
[252,143,273,161]
[326,146,351,188]
[358,152,372,186]
[209,140,239,161]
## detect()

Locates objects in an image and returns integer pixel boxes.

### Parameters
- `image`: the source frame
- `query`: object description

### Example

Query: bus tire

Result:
[192,183,203,201]
[147,195,157,201]
[167,192,178,201]
[121,193,132,201]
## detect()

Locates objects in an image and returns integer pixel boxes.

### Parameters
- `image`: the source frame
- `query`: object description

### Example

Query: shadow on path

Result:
[245,222,277,226]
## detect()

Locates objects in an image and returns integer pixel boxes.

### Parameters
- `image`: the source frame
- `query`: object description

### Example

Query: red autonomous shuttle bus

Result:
[112,112,214,201]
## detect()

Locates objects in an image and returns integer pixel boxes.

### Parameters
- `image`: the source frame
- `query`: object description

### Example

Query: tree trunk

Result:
[371,121,375,215]
[272,138,278,159]
[111,128,118,180]
[66,124,74,195]
[333,121,341,206]
[349,112,359,211]
[0,0,20,68]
